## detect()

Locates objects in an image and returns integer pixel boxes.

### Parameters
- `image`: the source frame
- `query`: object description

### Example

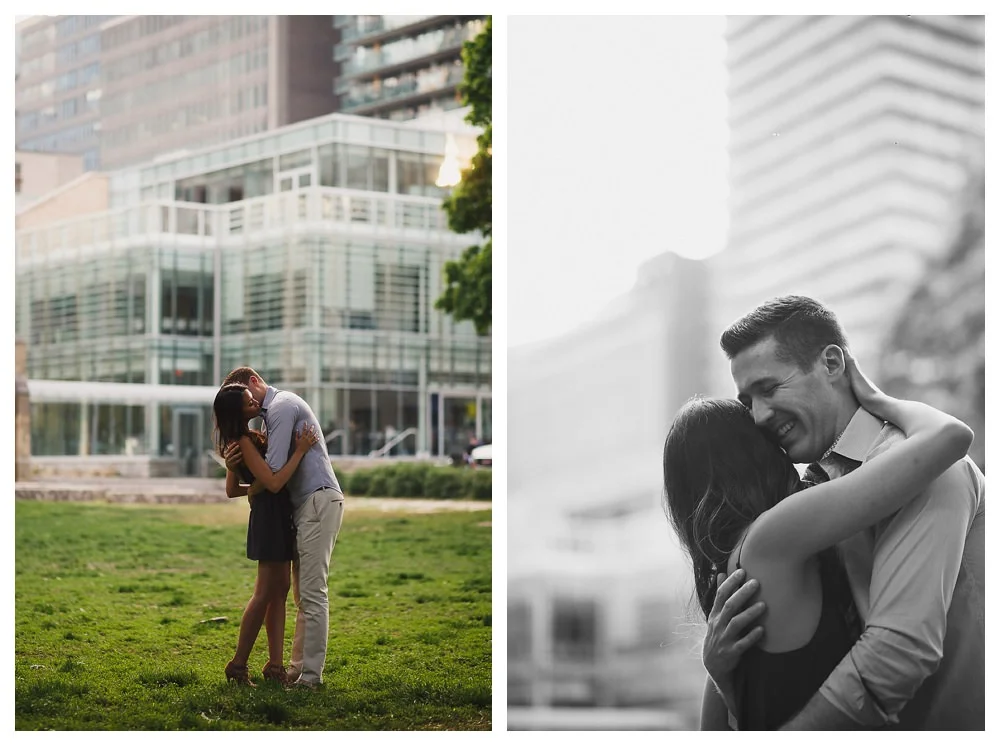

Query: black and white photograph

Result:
[508,14,985,731]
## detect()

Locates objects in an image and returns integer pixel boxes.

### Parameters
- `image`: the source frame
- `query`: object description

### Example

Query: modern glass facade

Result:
[16,113,490,473]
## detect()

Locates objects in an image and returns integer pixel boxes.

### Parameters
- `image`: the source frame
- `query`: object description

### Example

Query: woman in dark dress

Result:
[661,354,973,729]
[213,382,319,686]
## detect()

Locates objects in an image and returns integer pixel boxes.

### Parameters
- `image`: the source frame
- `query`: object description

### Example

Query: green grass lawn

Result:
[14,500,492,731]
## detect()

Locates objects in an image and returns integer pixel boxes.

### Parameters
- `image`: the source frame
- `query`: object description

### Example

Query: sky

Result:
[506,15,729,349]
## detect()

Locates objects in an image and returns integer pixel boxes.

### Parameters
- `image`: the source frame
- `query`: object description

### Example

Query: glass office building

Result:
[15,112,490,475]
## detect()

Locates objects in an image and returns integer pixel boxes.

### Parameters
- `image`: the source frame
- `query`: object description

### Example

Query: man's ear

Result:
[821,344,847,379]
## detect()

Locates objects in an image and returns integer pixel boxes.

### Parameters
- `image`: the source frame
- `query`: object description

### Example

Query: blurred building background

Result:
[708,14,985,397]
[15,14,485,171]
[14,16,490,479]
[508,253,710,730]
[508,14,984,730]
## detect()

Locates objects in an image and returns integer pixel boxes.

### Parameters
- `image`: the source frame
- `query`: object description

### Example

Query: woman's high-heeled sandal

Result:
[225,659,256,687]
[262,662,289,685]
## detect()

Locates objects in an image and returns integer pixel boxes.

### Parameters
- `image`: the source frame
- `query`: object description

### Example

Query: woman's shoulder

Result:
[728,514,813,580]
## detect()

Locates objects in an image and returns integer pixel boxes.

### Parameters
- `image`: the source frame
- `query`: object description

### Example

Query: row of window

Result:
[18,122,98,153]
[58,62,100,92]
[57,33,100,65]
[56,15,113,39]
[31,391,489,459]
[100,86,268,150]
[102,17,269,83]
[341,60,464,109]
[101,47,268,117]
[17,89,101,134]
[344,19,483,77]
[18,61,99,103]
[18,16,106,55]
[17,51,55,79]
[101,15,191,49]
[383,95,465,122]
[170,144,447,204]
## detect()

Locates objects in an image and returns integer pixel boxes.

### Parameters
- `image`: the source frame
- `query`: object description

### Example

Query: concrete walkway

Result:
[14,477,491,513]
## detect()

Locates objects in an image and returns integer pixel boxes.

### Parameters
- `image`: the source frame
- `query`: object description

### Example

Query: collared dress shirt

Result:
[813,408,984,729]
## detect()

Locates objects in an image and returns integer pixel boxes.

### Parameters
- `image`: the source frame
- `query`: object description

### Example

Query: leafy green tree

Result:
[436,16,492,336]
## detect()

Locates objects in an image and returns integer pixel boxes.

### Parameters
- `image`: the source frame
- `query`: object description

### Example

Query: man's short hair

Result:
[222,366,263,387]
[720,295,849,371]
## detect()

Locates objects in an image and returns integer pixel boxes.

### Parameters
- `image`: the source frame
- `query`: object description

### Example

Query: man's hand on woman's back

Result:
[703,569,766,705]
[224,442,243,472]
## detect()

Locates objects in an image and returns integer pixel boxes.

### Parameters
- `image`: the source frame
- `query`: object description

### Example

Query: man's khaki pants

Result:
[289,489,344,684]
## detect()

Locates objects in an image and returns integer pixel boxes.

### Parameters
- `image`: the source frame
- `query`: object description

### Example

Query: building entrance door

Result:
[172,407,204,477]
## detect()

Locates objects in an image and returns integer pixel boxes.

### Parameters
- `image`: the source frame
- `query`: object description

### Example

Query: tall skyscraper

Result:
[98,15,339,170]
[15,15,341,171]
[15,15,115,170]
[709,15,984,392]
[334,16,486,121]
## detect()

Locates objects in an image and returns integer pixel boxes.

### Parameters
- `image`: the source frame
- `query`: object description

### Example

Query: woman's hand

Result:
[294,424,320,454]
[844,348,892,421]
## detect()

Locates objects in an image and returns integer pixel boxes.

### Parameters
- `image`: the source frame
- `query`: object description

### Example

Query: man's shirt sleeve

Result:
[264,397,298,473]
[817,461,978,726]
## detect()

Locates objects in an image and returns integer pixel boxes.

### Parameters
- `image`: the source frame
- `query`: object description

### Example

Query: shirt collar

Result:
[260,385,278,412]
[827,406,884,463]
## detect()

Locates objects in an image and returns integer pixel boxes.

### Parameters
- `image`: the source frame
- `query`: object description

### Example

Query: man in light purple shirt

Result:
[223,366,344,689]
[701,296,984,729]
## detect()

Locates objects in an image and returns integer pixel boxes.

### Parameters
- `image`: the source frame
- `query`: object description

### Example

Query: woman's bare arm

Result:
[225,468,248,498]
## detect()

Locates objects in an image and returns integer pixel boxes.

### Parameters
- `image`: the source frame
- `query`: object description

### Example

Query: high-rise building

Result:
[98,15,340,170]
[15,15,115,170]
[334,16,486,121]
[709,15,984,394]
[15,112,489,476]
[15,15,341,172]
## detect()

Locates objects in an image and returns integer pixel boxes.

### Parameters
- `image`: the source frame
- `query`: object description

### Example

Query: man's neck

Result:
[821,400,861,462]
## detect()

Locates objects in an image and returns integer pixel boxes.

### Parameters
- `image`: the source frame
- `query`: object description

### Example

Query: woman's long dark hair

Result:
[662,397,801,619]
[213,383,252,454]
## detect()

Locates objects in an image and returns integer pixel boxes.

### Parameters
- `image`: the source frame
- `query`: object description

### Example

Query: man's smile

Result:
[776,421,795,441]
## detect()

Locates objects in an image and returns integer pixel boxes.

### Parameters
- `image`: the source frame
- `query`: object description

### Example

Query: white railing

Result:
[16,187,456,265]
[368,428,417,457]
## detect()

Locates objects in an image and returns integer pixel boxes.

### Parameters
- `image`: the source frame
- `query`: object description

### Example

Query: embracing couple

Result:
[212,367,345,688]
[663,296,985,730]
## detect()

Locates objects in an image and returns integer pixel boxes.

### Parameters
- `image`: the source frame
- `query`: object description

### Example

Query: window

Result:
[552,599,598,662]
[508,601,532,661]
[60,98,78,119]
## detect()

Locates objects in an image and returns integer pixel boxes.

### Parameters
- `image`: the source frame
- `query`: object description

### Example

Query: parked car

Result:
[470,443,492,468]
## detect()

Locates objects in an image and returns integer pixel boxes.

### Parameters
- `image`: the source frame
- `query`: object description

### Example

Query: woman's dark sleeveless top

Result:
[732,545,860,730]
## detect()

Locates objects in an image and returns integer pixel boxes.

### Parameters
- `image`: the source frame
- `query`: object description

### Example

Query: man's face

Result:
[248,376,267,404]
[730,336,841,463]
[241,388,261,420]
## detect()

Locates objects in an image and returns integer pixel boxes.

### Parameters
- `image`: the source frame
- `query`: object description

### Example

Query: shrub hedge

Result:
[345,463,492,500]
[216,462,492,500]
